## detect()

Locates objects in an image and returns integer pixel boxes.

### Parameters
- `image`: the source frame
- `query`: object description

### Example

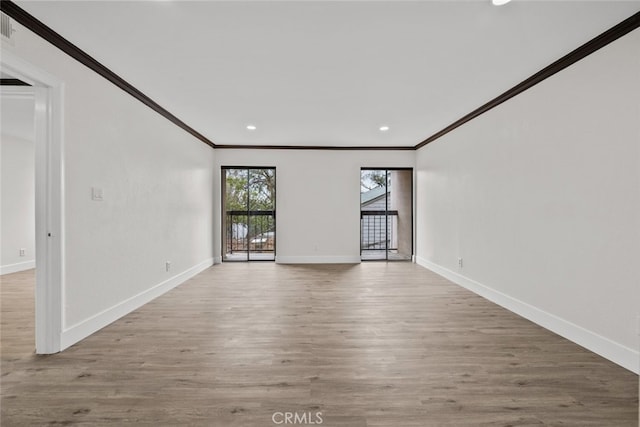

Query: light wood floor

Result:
[1,263,638,426]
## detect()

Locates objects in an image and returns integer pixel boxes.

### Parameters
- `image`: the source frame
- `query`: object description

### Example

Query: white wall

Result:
[214,149,414,263]
[416,29,640,373]
[1,132,36,274]
[3,21,215,349]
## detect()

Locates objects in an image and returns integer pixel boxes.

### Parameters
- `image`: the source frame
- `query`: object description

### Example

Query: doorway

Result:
[222,167,276,261]
[360,168,413,261]
[1,85,36,275]
[1,50,64,354]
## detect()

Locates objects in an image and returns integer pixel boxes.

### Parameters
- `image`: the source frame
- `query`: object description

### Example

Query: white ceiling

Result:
[14,1,640,147]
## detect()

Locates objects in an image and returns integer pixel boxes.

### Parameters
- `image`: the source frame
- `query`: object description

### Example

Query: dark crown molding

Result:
[1,78,31,86]
[214,144,415,151]
[415,10,640,149]
[3,1,638,152]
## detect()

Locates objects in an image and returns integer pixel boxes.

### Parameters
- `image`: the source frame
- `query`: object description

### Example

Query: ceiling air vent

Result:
[1,12,16,45]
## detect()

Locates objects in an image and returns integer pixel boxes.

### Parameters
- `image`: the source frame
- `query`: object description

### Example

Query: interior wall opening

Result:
[1,83,36,354]
[2,51,66,354]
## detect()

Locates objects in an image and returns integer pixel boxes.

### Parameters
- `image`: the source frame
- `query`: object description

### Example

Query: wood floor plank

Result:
[1,263,638,426]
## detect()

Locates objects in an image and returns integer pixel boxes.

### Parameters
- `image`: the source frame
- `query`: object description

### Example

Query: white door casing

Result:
[1,50,64,354]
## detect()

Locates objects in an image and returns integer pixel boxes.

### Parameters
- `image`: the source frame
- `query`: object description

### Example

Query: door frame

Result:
[1,50,65,354]
[221,166,276,262]
[360,167,414,261]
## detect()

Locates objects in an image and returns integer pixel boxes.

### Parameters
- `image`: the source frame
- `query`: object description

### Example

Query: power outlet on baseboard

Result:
[165,261,171,272]
[19,248,26,257]
[457,257,463,268]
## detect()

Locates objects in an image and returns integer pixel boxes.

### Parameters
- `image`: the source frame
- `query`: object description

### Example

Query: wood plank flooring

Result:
[1,263,638,426]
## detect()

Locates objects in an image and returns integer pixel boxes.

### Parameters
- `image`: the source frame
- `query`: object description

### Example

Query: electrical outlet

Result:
[637,314,640,336]
[19,248,26,257]
[458,257,463,268]
[165,261,171,272]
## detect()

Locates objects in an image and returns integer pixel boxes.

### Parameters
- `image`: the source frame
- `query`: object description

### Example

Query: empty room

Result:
[1,0,638,426]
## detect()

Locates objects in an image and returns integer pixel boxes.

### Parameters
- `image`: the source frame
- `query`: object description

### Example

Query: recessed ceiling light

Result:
[379,126,390,132]
[492,0,511,5]
[246,125,257,131]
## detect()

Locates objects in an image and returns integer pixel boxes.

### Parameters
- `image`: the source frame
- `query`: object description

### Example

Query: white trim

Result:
[0,260,36,275]
[1,50,65,354]
[0,86,35,99]
[60,258,213,350]
[213,256,223,265]
[276,255,361,264]
[415,256,639,374]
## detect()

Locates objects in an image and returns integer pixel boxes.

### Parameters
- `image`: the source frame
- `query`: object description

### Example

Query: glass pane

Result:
[361,170,388,260]
[248,168,275,261]
[224,169,249,261]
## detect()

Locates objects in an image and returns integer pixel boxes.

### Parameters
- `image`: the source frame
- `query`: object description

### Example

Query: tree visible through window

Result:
[223,167,276,261]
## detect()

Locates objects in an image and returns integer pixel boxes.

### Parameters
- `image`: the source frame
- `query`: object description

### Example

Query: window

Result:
[360,168,412,261]
[222,167,276,261]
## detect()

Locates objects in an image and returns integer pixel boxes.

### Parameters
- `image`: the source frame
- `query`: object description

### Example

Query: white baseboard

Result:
[276,255,361,264]
[213,256,222,265]
[0,260,36,275]
[60,258,214,350]
[416,256,639,374]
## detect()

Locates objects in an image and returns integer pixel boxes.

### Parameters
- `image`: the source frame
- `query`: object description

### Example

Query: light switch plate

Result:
[92,187,103,201]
